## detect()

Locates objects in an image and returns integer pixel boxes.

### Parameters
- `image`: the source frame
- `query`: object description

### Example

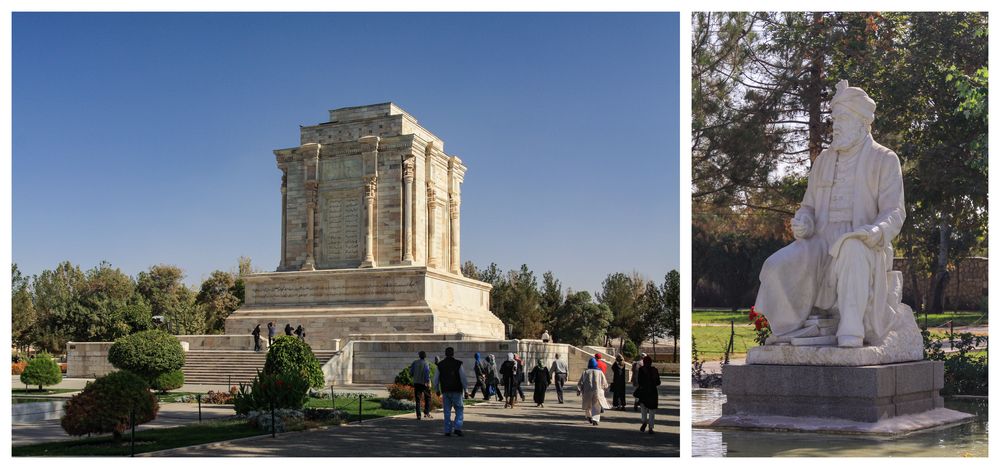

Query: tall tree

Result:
[32,261,86,353]
[596,272,645,347]
[539,271,563,327]
[12,264,36,351]
[196,270,242,333]
[549,291,612,347]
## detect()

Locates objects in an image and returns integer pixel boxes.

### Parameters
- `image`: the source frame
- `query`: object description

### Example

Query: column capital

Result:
[402,155,416,182]
[426,186,438,208]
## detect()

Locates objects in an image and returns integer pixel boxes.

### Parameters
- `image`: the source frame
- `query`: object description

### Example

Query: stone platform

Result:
[225,266,504,350]
[701,361,974,434]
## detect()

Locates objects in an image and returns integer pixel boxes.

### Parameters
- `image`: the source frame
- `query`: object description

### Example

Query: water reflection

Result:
[693,387,988,457]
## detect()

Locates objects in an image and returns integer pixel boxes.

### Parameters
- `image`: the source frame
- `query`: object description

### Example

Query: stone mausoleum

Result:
[224,102,505,349]
[68,103,607,386]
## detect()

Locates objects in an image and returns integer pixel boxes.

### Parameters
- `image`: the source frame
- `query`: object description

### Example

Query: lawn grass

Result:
[693,309,988,327]
[304,396,410,421]
[692,324,759,361]
[12,419,266,457]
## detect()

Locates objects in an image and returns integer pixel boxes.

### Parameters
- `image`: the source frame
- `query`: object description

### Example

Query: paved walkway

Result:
[148,377,680,457]
[12,403,235,446]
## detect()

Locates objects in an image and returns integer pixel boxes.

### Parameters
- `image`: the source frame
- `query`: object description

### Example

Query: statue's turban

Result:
[831,80,876,123]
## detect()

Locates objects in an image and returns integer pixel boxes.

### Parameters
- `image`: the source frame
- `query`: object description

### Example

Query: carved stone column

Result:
[401,156,416,264]
[301,180,318,271]
[279,169,288,270]
[360,175,378,268]
[449,195,461,274]
[427,185,439,268]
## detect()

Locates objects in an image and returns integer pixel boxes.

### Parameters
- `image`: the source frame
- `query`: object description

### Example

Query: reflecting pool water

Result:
[693,387,988,457]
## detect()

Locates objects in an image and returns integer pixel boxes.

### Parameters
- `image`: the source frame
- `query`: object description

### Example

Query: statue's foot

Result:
[837,335,863,348]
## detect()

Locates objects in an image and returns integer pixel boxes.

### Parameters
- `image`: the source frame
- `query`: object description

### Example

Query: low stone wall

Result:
[894,257,988,310]
[66,342,116,378]
[177,335,255,351]
[348,339,570,385]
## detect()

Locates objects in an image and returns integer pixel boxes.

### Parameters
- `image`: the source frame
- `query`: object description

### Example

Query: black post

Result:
[130,406,136,457]
[330,386,335,409]
[197,394,202,423]
[358,394,363,424]
[270,397,276,438]
[228,375,232,390]
[950,321,955,349]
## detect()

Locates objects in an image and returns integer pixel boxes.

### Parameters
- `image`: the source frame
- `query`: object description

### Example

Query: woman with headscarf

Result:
[487,354,503,401]
[576,358,610,425]
[499,352,518,408]
[513,354,527,402]
[528,359,551,407]
[636,355,661,433]
[610,354,628,410]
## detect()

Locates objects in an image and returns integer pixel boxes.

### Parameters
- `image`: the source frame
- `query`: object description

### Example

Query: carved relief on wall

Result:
[320,190,363,264]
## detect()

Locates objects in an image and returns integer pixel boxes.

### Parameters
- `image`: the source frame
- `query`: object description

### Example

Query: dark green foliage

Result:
[393,362,437,386]
[549,291,612,346]
[264,335,324,388]
[108,329,185,384]
[149,369,185,393]
[20,353,63,390]
[621,339,639,360]
[60,370,158,440]
[924,330,988,396]
[232,369,310,414]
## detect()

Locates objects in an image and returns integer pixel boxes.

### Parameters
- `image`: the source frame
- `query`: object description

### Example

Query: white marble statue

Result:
[752,80,923,362]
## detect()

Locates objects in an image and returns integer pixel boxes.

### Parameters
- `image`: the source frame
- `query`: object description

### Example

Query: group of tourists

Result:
[407,347,661,436]
[250,322,307,352]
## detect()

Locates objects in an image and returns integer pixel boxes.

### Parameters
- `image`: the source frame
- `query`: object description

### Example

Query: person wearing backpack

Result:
[434,347,468,436]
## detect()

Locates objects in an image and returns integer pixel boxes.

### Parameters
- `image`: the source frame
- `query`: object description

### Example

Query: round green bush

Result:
[20,353,63,390]
[264,335,324,388]
[108,329,185,383]
[61,370,158,440]
[149,369,185,392]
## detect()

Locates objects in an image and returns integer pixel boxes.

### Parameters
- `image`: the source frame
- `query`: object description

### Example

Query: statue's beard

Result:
[831,127,867,152]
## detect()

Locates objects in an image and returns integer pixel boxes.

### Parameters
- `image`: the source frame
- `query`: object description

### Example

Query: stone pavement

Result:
[12,403,234,447]
[148,377,680,457]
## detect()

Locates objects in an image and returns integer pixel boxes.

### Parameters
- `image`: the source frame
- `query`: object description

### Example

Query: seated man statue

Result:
[755,80,920,349]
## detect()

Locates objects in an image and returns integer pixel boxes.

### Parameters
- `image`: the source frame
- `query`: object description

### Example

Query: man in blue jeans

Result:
[434,346,468,436]
[409,351,432,419]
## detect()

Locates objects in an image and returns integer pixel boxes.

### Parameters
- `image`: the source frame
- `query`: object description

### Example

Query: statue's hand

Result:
[862,225,883,248]
[791,214,814,240]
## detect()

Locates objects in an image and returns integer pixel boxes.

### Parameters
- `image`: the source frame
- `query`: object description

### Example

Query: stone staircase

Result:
[183,350,338,386]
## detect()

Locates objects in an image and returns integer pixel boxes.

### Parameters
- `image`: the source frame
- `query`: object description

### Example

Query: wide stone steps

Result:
[181,350,338,385]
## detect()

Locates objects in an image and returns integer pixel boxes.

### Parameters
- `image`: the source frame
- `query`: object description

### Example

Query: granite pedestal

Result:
[702,360,974,434]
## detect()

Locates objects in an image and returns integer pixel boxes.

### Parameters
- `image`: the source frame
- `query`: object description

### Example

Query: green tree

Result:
[196,270,242,333]
[539,271,563,328]
[549,291,612,347]
[138,264,207,334]
[12,264,36,351]
[662,270,681,362]
[32,261,86,353]
[596,272,645,347]
[20,352,63,391]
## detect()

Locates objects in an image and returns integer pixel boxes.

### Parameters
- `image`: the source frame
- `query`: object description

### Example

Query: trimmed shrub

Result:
[232,369,310,415]
[149,369,185,393]
[60,370,158,440]
[393,362,437,386]
[264,336,324,388]
[385,383,441,409]
[108,330,185,385]
[20,353,63,390]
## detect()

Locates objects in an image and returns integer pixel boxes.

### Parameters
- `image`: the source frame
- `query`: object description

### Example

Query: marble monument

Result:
[704,81,972,434]
[749,80,923,366]
[224,103,505,348]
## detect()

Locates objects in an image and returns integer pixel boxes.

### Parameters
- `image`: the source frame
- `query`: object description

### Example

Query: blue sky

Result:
[13,12,679,294]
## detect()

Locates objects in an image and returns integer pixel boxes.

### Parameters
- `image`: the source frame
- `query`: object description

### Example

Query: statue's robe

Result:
[755,135,910,344]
